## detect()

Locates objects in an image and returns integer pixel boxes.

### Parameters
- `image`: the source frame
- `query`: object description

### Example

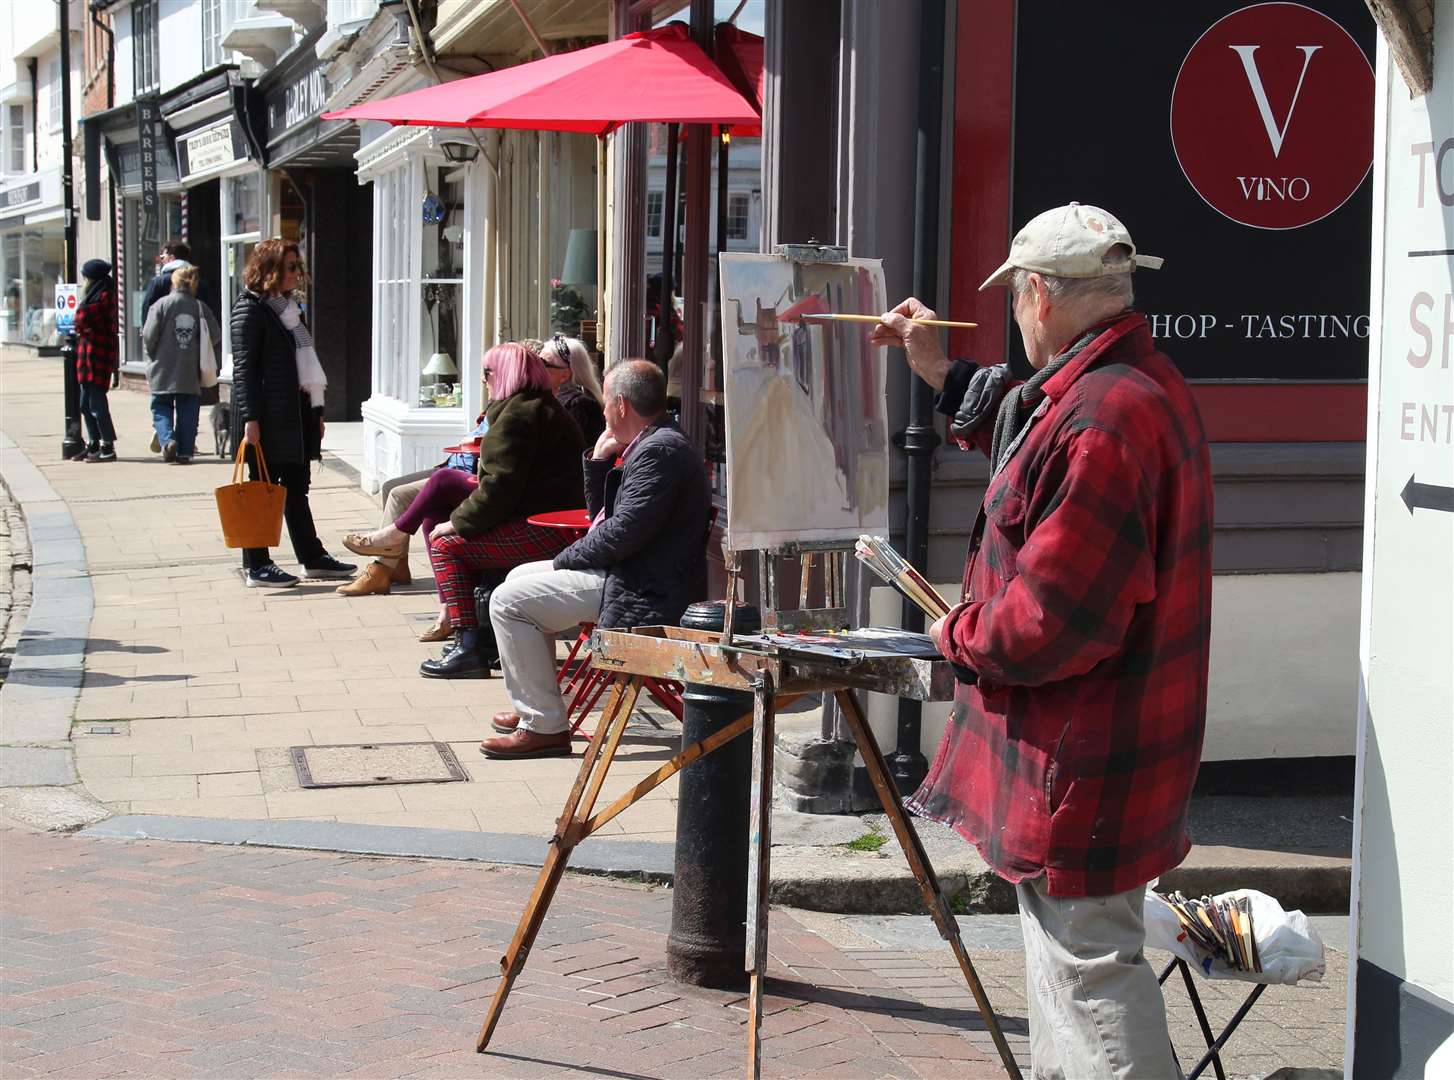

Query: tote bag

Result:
[198,322,219,388]
[215,443,285,549]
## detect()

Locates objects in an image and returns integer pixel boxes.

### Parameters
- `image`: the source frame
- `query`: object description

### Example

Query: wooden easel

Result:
[474,549,1023,1080]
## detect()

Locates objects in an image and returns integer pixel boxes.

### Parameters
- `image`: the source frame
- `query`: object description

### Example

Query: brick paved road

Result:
[1,828,1022,1079]
[0,829,1345,1079]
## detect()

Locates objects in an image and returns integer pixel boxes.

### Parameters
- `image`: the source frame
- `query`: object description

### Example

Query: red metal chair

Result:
[558,506,718,738]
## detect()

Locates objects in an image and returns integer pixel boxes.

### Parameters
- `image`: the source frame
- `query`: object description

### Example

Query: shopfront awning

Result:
[322,25,758,136]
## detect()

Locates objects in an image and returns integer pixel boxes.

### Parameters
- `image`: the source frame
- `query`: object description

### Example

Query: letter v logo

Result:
[1229,44,1322,158]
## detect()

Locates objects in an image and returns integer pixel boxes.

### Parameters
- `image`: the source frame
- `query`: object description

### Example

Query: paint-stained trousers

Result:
[1016,874,1182,1079]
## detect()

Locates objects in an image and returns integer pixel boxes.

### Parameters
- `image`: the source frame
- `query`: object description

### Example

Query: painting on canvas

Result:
[718,253,890,551]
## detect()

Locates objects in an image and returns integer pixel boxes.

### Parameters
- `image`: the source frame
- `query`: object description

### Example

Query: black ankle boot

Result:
[420,627,493,679]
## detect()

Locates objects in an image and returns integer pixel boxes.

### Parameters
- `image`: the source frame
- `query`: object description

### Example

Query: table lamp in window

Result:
[423,351,458,407]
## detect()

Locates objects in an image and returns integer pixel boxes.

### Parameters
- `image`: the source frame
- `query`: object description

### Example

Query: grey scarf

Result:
[988,324,1106,474]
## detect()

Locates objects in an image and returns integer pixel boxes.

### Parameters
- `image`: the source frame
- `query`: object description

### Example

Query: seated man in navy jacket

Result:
[481,360,710,760]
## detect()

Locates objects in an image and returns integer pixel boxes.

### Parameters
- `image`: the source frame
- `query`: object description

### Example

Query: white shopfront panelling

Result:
[356,125,489,492]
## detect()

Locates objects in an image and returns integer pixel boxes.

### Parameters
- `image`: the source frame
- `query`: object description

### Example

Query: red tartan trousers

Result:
[429,520,571,628]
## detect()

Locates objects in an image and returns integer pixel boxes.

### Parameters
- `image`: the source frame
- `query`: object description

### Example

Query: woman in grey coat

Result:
[141,264,220,464]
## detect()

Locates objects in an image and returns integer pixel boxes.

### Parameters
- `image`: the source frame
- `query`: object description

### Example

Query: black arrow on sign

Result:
[1399,475,1454,514]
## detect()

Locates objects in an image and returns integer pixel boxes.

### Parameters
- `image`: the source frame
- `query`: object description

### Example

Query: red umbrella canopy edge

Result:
[323,25,760,136]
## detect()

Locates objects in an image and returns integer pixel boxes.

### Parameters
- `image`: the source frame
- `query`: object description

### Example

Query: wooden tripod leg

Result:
[744,673,776,1080]
[475,677,643,1053]
[834,690,1023,1080]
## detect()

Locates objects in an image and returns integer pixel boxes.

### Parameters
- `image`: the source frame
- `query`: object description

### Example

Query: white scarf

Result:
[268,295,327,407]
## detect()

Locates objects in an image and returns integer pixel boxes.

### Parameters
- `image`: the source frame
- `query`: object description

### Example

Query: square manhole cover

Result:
[289,742,468,789]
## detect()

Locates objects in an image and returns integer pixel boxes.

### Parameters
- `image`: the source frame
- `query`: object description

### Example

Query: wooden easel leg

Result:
[474,676,643,1052]
[834,690,1024,1080]
[744,674,776,1080]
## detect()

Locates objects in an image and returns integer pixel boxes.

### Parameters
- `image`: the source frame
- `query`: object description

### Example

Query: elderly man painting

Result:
[872,203,1213,1079]
[481,360,710,761]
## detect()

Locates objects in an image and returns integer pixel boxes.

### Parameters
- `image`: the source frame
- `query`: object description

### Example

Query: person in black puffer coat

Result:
[478,359,710,762]
[230,239,355,589]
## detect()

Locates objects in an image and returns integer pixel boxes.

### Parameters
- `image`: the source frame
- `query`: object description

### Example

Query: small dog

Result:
[210,404,232,459]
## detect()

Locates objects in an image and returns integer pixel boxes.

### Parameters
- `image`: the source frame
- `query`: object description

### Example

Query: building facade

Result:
[1,2,81,350]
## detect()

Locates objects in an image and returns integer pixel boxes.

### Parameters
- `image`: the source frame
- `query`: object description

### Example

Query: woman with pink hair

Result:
[398,343,586,677]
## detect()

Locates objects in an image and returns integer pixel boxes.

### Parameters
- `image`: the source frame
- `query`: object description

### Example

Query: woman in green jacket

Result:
[417,342,585,678]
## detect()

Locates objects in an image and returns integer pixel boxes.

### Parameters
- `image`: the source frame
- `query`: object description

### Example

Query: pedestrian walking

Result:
[142,264,220,465]
[70,258,120,463]
[543,333,606,446]
[872,202,1213,1079]
[418,342,586,680]
[230,239,355,589]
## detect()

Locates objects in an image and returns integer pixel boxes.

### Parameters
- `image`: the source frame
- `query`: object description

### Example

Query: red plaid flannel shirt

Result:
[72,284,120,386]
[907,313,1213,897]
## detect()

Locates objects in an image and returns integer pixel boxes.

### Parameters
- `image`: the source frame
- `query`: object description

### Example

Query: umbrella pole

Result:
[598,134,608,353]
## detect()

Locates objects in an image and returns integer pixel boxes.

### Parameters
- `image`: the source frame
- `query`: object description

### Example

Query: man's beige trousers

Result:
[1016,874,1182,1079]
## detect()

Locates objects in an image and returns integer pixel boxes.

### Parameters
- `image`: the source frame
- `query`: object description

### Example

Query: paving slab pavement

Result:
[0,826,1347,1079]
[1,347,684,846]
[2,346,1352,918]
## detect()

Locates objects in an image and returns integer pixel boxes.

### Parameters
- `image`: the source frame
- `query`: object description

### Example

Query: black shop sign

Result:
[1011,0,1376,380]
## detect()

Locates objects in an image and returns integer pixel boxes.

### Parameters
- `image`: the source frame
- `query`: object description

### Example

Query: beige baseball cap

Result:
[979,202,1163,291]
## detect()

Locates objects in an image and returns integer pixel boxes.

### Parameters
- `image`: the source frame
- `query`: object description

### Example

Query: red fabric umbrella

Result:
[323,25,759,136]
[714,25,763,138]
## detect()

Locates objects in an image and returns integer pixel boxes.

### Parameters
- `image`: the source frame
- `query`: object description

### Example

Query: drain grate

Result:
[289,742,468,789]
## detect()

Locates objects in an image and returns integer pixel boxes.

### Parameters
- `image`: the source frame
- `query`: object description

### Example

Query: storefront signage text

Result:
[136,94,161,246]
[3,182,41,209]
[267,66,329,140]
[182,122,242,177]
[1170,3,1375,231]
[1010,0,1376,380]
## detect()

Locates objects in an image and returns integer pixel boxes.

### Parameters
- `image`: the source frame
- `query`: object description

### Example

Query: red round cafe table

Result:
[527,508,592,538]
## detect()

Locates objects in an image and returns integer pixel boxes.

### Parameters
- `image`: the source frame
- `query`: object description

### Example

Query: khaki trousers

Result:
[1016,874,1181,1080]
[489,560,607,735]
[375,471,431,569]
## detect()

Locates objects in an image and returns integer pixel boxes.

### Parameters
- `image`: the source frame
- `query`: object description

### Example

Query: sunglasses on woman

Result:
[284,261,304,273]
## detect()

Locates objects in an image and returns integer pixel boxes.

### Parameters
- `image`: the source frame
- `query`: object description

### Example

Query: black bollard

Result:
[60,333,85,461]
[666,599,761,989]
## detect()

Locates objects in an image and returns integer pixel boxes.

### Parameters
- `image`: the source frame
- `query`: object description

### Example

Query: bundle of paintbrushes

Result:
[1162,891,1262,973]
[854,535,952,621]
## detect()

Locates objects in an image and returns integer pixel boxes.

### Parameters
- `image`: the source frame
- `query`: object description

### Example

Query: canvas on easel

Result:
[718,252,890,552]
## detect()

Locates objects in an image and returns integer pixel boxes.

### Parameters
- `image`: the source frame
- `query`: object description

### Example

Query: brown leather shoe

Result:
[418,616,452,643]
[479,728,572,759]
[491,712,521,734]
[342,530,405,558]
[389,559,412,586]
[335,560,391,596]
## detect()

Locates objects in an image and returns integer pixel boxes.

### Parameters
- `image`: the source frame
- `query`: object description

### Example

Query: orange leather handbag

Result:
[215,442,285,549]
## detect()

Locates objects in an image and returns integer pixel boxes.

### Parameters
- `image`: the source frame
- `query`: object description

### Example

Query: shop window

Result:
[219,172,262,371]
[1,233,22,343]
[133,0,160,94]
[225,172,260,235]
[419,164,464,407]
[7,105,24,172]
[646,190,664,238]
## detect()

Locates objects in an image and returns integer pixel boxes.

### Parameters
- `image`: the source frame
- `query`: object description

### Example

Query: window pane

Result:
[225,173,260,235]
[646,190,663,238]
[8,105,24,170]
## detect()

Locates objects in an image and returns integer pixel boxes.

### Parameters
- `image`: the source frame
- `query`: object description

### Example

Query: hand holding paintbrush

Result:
[866,296,957,391]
